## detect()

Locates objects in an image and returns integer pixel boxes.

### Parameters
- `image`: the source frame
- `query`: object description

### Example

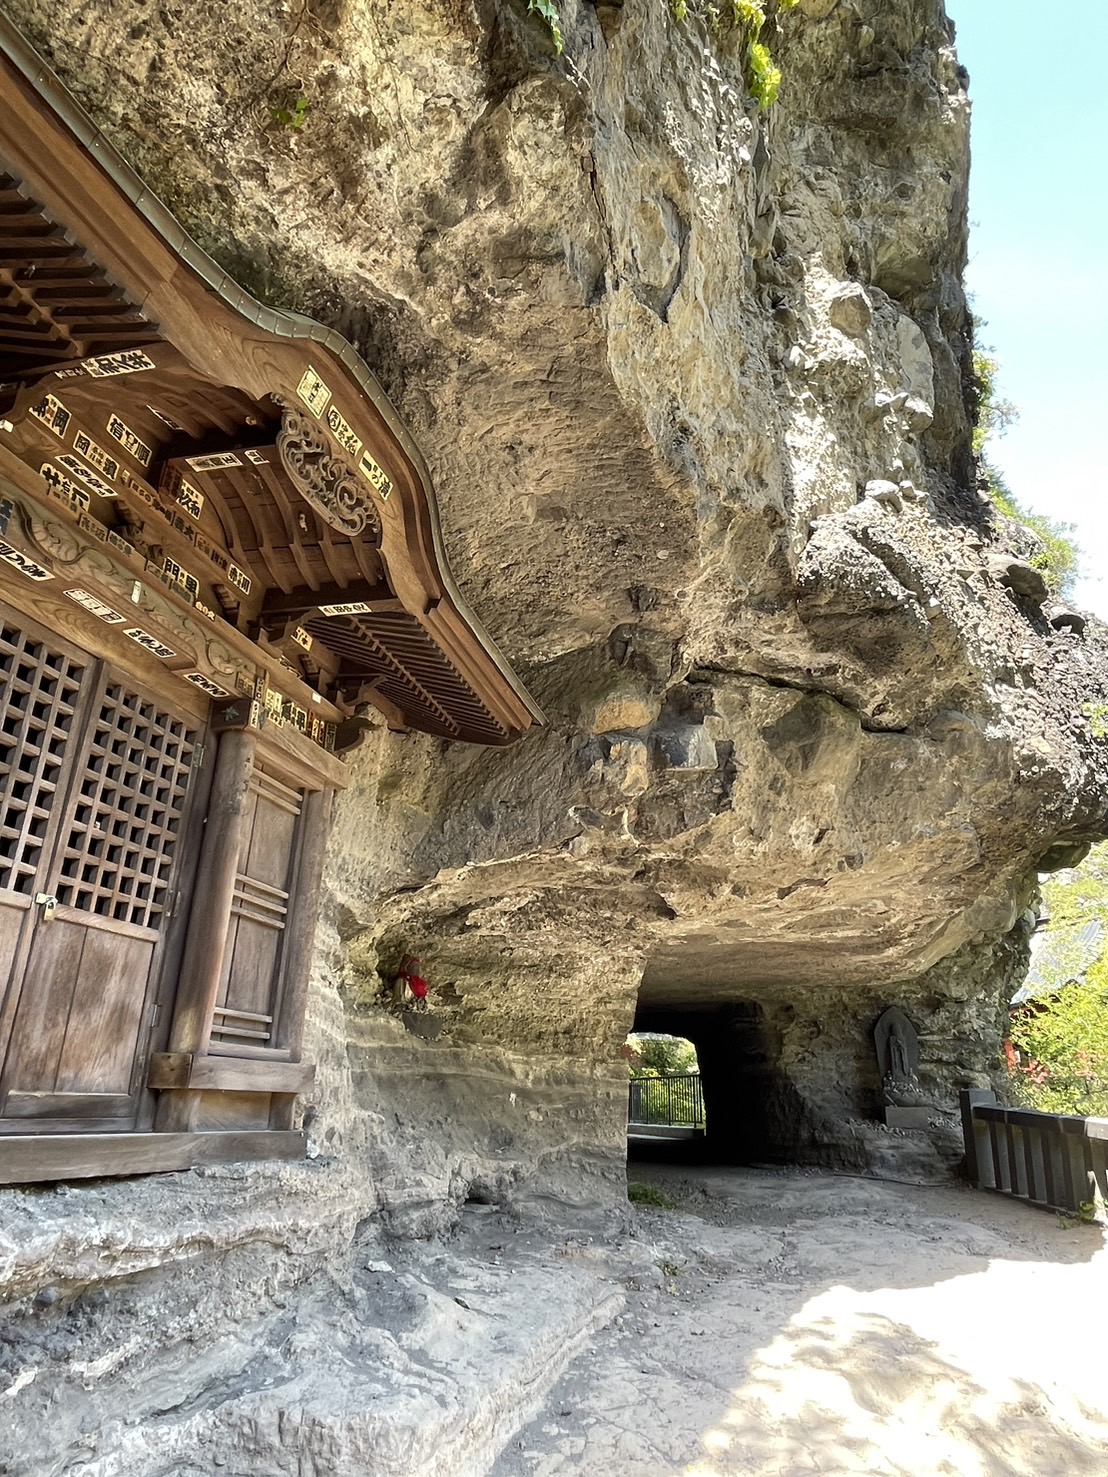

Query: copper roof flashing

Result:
[0,12,542,748]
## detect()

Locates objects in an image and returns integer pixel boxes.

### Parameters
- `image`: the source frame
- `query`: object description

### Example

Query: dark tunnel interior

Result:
[628,1001,806,1168]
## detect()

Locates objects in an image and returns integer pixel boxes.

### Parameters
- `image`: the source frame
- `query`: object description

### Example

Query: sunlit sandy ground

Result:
[493,1166,1108,1477]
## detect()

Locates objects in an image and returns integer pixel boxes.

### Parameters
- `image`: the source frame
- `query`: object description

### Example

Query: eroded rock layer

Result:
[2,0,1108,1467]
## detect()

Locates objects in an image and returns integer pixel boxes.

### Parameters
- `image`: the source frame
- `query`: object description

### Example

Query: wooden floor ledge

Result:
[0,1130,305,1184]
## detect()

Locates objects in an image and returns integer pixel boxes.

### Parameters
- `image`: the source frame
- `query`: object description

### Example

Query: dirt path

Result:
[491,1164,1108,1477]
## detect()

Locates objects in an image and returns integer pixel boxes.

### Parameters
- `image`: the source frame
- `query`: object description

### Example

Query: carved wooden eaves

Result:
[0,14,542,748]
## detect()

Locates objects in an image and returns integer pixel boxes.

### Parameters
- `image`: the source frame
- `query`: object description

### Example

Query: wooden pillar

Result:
[959,1088,996,1188]
[269,785,332,1130]
[156,728,257,1131]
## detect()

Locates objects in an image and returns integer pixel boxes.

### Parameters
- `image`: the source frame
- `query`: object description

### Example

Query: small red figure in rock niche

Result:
[394,955,430,1011]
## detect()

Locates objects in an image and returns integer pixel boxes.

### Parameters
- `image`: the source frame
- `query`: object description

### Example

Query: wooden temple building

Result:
[0,17,541,1183]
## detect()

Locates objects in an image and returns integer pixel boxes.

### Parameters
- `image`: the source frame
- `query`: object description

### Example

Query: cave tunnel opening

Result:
[628,1001,790,1168]
[625,1031,705,1150]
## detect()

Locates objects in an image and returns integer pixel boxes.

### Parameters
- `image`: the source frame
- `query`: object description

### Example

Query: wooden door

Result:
[210,765,305,1055]
[0,609,204,1132]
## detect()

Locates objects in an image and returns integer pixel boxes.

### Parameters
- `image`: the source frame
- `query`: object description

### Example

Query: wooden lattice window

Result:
[54,685,197,928]
[0,623,87,896]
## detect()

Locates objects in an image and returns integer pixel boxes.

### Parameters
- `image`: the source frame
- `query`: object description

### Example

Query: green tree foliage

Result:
[972,334,1081,598]
[1009,973,1108,1116]
[984,461,1080,598]
[970,347,1017,456]
[1041,844,1108,929]
[625,1034,699,1077]
[1007,844,1108,1117]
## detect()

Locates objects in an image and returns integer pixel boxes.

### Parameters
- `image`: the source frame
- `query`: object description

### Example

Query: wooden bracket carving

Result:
[276,402,381,539]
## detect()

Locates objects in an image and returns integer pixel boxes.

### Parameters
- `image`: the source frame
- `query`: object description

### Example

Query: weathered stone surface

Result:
[987,552,1051,604]
[885,1104,935,1128]
[863,477,904,510]
[1051,606,1088,636]
[0,1200,624,1477]
[2,0,1108,1466]
[828,282,873,336]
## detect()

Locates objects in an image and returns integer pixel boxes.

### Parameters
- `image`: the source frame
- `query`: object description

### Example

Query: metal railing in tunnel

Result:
[628,1073,706,1130]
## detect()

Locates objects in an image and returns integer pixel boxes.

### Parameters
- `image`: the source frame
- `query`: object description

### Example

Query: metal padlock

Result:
[34,893,58,921]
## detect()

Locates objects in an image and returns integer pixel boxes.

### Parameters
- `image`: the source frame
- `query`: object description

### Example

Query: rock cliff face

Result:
[3,0,1108,1463]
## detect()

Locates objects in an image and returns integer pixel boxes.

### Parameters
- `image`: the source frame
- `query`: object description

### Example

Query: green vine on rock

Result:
[672,0,800,109]
[520,0,798,108]
[723,0,800,110]
[526,0,564,54]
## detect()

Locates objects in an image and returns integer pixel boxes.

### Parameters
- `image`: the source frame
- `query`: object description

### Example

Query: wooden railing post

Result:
[962,1096,1107,1217]
[1090,1121,1108,1209]
[960,1088,997,1188]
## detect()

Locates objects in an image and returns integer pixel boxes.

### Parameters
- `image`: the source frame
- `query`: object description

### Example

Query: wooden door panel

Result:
[0,916,87,1100]
[240,772,299,888]
[0,893,30,1002]
[3,915,154,1107]
[220,912,285,1022]
[55,926,156,1095]
[0,602,206,1130]
[211,767,302,1051]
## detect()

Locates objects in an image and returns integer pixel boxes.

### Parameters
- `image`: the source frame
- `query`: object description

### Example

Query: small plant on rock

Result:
[1057,1199,1102,1229]
[676,0,800,108]
[628,1182,677,1208]
[268,94,312,130]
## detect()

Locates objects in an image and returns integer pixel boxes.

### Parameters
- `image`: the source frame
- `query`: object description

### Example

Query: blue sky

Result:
[953,0,1107,616]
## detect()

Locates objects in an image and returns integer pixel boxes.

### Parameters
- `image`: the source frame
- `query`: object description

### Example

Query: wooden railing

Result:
[628,1073,706,1130]
[960,1088,1108,1216]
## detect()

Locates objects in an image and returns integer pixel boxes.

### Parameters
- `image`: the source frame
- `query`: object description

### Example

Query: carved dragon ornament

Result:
[275,401,382,541]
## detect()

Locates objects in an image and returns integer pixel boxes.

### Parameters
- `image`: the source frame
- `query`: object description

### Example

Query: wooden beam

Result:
[0,1130,304,1184]
[254,721,348,793]
[260,582,398,621]
[148,1052,315,1095]
[4,1091,133,1118]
